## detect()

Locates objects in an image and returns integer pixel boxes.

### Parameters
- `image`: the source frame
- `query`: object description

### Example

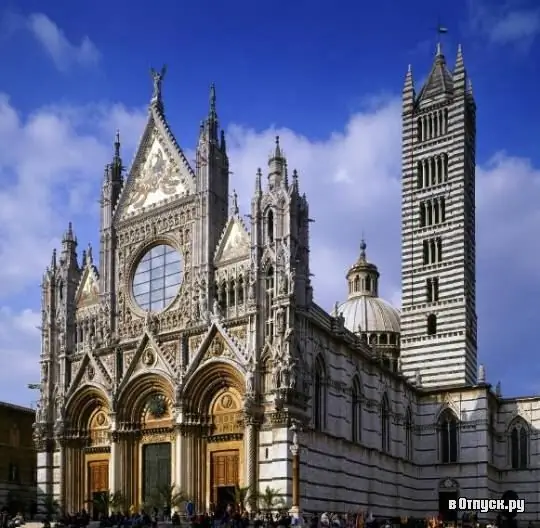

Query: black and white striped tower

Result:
[400,43,477,387]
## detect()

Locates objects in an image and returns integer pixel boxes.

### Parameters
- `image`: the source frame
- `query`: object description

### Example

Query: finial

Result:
[86,243,93,265]
[51,248,57,268]
[360,237,367,259]
[114,130,120,157]
[436,42,442,56]
[274,135,282,157]
[407,64,412,73]
[255,168,262,192]
[231,189,239,215]
[478,364,485,384]
[210,83,216,111]
[334,301,339,315]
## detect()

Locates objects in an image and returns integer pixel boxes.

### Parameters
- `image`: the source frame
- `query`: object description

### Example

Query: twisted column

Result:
[245,422,257,492]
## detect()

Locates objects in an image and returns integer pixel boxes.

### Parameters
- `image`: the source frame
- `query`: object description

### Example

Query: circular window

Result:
[132,244,183,311]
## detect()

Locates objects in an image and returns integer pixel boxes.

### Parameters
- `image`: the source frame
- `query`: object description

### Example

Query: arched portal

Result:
[115,372,175,509]
[63,386,111,517]
[181,360,246,512]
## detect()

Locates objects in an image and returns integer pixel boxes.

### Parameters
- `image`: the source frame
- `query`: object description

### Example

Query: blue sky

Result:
[0,0,539,406]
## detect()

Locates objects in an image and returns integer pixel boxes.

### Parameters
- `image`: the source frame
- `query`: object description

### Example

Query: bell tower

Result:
[400,44,477,387]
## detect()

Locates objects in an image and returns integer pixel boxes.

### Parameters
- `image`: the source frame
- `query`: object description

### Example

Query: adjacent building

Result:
[0,402,36,515]
[34,45,539,521]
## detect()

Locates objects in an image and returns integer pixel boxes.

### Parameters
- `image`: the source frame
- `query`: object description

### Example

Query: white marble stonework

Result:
[34,50,540,522]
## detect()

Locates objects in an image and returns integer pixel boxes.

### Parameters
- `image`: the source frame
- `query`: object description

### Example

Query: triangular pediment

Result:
[115,108,196,220]
[117,331,176,394]
[75,264,100,309]
[66,351,111,400]
[214,216,250,264]
[185,322,247,379]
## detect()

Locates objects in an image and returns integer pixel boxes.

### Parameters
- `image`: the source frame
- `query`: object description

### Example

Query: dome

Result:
[336,295,401,334]
[334,239,400,334]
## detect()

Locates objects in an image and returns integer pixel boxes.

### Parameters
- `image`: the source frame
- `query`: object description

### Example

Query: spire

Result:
[110,130,123,182]
[205,82,219,143]
[114,129,120,158]
[63,222,75,244]
[255,168,262,194]
[402,64,415,112]
[268,136,287,189]
[455,44,464,73]
[417,43,454,103]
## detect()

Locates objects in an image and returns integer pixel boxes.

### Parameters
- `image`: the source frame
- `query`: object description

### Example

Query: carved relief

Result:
[142,347,156,367]
[202,335,234,362]
[211,390,243,436]
[127,137,186,212]
[189,334,205,358]
[228,326,247,350]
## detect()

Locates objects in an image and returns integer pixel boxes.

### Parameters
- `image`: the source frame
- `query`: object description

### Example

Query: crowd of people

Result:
[0,503,528,528]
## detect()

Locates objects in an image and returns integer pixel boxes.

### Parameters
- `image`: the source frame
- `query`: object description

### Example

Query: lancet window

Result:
[439,408,459,463]
[509,418,529,469]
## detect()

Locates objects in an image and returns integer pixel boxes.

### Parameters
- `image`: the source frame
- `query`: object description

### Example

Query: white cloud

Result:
[1,89,540,403]
[469,2,540,48]
[25,13,100,71]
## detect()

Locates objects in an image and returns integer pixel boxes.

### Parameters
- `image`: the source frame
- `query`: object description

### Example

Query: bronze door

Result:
[142,442,172,505]
[211,450,239,507]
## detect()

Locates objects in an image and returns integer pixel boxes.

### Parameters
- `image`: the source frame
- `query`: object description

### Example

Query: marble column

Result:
[245,423,257,492]
[174,427,184,491]
[109,432,120,493]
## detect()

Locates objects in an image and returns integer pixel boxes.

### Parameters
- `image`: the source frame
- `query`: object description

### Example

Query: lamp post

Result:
[289,423,302,523]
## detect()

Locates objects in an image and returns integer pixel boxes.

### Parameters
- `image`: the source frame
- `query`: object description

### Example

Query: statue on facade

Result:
[245,365,254,394]
[248,270,256,302]
[279,269,288,295]
[276,306,285,335]
[288,268,296,294]
[212,299,221,319]
[272,360,281,389]
[150,65,167,101]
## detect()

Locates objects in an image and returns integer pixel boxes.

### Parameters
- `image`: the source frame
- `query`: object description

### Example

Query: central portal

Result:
[211,450,239,509]
[143,442,172,504]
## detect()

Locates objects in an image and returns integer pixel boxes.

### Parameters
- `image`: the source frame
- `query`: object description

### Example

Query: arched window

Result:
[351,377,362,443]
[439,409,459,463]
[427,314,437,335]
[509,418,528,469]
[228,279,236,307]
[267,209,274,243]
[381,394,390,453]
[405,407,413,460]
[313,355,326,431]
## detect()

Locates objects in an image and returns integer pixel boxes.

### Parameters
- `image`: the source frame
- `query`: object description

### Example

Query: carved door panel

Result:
[88,461,109,520]
[88,461,109,492]
[211,450,239,505]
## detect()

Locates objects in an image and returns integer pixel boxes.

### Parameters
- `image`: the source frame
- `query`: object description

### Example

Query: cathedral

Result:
[34,45,540,521]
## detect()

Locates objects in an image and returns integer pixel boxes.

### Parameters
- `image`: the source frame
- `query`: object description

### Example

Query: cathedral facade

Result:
[34,47,540,521]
